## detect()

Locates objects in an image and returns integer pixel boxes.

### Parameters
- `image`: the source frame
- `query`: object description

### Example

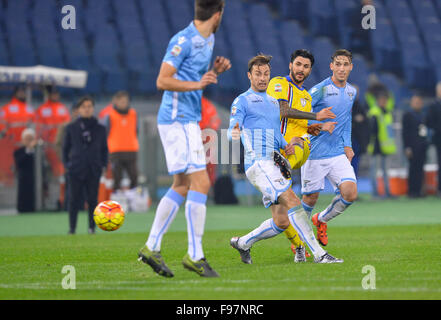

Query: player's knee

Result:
[303,193,319,206]
[274,216,290,230]
[189,170,211,194]
[341,188,357,203]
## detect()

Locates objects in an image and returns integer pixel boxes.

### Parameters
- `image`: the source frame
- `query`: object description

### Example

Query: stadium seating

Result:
[1,0,437,100]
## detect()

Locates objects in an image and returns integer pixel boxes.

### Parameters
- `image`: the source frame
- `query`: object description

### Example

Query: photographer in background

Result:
[63,96,108,234]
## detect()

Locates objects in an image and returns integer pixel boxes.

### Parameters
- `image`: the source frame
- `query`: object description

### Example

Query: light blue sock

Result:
[146,188,184,251]
[238,218,285,250]
[185,190,208,261]
[318,195,353,223]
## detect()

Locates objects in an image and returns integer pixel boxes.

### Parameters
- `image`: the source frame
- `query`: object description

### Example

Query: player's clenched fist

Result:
[212,56,232,75]
[231,122,241,140]
[198,70,218,89]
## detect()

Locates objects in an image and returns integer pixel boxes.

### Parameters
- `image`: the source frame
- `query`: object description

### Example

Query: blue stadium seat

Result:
[104,69,129,93]
[0,37,10,65]
[139,0,173,68]
[163,0,193,33]
[84,67,103,94]
[349,55,371,99]
[369,14,401,73]
[278,0,309,26]
[279,21,307,61]
[308,0,338,40]
[311,38,335,80]
[213,29,239,90]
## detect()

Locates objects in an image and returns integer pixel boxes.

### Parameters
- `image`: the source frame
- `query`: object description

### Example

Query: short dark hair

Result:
[331,49,352,63]
[195,0,225,21]
[113,90,129,99]
[290,49,315,67]
[248,54,272,73]
[76,95,95,109]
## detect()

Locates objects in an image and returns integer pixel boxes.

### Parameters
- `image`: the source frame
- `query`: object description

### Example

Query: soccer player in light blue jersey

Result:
[138,0,231,278]
[229,54,343,264]
[301,49,358,247]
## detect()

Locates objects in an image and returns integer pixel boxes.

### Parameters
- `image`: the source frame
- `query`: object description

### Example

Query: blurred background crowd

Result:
[1,0,441,214]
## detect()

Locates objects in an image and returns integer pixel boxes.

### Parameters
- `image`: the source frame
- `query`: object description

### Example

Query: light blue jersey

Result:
[308,77,357,160]
[157,22,215,124]
[228,88,287,171]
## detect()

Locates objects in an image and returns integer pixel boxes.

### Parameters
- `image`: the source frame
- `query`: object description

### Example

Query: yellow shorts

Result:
[283,138,310,170]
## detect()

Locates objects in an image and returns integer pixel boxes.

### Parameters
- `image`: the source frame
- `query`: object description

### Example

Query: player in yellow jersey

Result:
[267,49,336,262]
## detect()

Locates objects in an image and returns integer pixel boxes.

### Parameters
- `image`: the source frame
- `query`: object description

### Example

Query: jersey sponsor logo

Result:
[327,92,338,96]
[42,108,52,117]
[274,83,282,92]
[171,45,182,56]
[8,105,19,113]
[58,107,67,115]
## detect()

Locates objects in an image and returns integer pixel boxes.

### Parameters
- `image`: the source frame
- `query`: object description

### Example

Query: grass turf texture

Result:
[1,195,441,299]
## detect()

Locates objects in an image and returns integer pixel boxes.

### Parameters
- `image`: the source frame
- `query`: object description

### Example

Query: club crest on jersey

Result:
[171,45,182,56]
[300,98,307,107]
[274,83,282,92]
[348,92,354,100]
[178,36,186,45]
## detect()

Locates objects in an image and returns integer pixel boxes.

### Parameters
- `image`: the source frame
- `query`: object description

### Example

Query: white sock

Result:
[146,188,184,252]
[318,195,353,223]
[301,200,314,219]
[238,218,285,250]
[185,191,208,261]
[288,206,326,258]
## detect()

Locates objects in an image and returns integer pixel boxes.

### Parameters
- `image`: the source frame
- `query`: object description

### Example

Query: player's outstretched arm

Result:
[156,62,217,92]
[279,101,336,121]
[212,56,231,75]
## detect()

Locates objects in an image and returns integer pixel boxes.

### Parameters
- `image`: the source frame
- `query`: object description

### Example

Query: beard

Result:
[290,70,309,84]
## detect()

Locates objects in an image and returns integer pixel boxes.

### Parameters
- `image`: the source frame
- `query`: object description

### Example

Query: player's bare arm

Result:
[344,146,354,162]
[307,121,338,136]
[279,101,336,121]
[212,56,231,75]
[231,122,241,140]
[156,62,217,92]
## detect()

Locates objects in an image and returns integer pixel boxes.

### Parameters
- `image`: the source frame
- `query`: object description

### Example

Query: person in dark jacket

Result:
[13,128,37,213]
[63,96,108,234]
[402,94,428,198]
[425,82,441,196]
[351,87,370,177]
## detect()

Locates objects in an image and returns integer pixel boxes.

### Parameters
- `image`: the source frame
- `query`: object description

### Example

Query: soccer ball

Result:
[93,200,125,231]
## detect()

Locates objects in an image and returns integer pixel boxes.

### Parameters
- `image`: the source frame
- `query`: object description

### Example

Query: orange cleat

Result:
[290,244,311,258]
[312,213,328,246]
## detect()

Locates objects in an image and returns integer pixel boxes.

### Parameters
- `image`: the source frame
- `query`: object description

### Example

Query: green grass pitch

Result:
[1,195,441,300]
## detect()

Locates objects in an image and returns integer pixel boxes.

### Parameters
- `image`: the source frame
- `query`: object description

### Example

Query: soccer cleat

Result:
[314,252,344,264]
[230,237,252,264]
[138,245,174,278]
[290,244,311,258]
[182,254,219,277]
[294,245,306,263]
[312,213,328,246]
[272,150,291,179]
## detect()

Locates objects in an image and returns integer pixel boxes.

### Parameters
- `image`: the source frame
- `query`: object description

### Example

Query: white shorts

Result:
[246,159,292,208]
[158,121,206,175]
[301,154,357,195]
